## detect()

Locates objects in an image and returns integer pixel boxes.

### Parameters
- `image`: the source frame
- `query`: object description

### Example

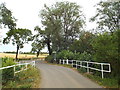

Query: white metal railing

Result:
[0,61,35,76]
[59,59,111,78]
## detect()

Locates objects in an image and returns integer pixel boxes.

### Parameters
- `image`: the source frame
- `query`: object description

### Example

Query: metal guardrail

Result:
[0,61,35,76]
[59,59,111,78]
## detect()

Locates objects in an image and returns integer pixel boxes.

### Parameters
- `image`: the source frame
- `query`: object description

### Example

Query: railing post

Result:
[14,66,15,76]
[59,59,61,64]
[33,61,35,67]
[76,61,77,69]
[87,62,89,73]
[63,60,64,64]
[80,61,82,67]
[72,60,74,67]
[101,64,104,78]
[66,59,68,65]
[109,64,111,72]
[26,63,27,69]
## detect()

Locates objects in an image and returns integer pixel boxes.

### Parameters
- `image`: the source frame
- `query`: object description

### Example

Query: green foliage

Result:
[2,57,16,83]
[76,51,92,61]
[69,31,94,54]
[3,67,41,88]
[85,73,118,88]
[78,67,87,73]
[2,57,15,67]
[0,3,16,30]
[45,55,54,63]
[92,30,119,77]
[57,50,74,60]
[90,1,119,33]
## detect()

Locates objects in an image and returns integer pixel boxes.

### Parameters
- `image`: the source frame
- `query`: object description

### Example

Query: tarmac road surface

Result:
[36,60,102,88]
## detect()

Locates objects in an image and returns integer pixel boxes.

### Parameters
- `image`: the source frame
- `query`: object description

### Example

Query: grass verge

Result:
[3,66,41,88]
[77,68,118,88]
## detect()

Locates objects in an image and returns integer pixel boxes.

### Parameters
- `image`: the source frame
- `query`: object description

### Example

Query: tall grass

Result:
[2,66,41,88]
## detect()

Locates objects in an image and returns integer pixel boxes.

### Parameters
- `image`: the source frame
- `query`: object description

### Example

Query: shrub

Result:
[76,51,92,61]
[2,57,16,83]
[45,55,53,63]
[91,30,119,78]
[57,50,74,60]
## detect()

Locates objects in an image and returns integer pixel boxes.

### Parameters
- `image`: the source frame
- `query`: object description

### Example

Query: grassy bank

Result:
[3,66,41,88]
[77,68,118,88]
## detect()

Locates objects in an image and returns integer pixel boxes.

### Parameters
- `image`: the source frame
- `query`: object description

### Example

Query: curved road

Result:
[36,60,102,88]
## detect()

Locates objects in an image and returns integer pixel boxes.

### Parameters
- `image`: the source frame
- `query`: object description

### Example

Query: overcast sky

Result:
[0,0,101,53]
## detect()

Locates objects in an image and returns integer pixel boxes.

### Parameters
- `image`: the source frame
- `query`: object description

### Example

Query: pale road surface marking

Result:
[36,60,103,88]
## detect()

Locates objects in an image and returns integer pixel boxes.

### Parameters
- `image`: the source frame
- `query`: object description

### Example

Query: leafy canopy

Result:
[0,3,16,29]
[90,1,119,33]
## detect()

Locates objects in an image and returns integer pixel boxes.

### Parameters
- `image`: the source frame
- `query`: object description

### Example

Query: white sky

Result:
[0,0,101,53]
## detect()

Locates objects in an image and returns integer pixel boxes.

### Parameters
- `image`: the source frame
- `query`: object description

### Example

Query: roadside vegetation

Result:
[1,57,41,88]
[3,67,41,88]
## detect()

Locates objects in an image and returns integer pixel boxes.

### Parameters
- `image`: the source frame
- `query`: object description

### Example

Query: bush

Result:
[75,51,92,61]
[92,30,119,78]
[45,55,53,63]
[2,57,16,83]
[57,50,74,60]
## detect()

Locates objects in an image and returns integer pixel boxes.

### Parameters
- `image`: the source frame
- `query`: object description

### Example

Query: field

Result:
[0,53,48,60]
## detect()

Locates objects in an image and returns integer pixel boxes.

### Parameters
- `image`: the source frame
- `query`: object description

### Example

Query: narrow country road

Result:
[36,60,102,88]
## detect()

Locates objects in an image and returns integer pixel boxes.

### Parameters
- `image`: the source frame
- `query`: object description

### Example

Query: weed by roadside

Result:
[2,66,41,88]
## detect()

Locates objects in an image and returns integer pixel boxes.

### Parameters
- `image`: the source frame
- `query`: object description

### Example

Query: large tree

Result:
[39,1,85,54]
[0,3,16,30]
[3,28,32,60]
[90,1,120,33]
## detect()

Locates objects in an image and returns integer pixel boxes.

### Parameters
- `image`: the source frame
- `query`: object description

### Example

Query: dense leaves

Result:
[2,57,16,83]
[92,30,119,77]
[0,3,16,30]
[90,1,120,33]
[69,31,94,53]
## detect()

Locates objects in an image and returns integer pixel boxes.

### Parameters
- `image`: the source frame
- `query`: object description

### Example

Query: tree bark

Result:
[47,38,52,55]
[16,45,19,61]
[37,49,41,57]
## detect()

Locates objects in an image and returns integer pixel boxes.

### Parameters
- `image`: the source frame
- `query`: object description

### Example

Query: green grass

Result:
[2,66,41,88]
[77,68,118,88]
[84,73,118,88]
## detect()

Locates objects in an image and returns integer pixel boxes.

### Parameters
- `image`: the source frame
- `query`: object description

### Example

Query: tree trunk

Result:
[16,45,19,61]
[37,49,41,57]
[47,38,52,55]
